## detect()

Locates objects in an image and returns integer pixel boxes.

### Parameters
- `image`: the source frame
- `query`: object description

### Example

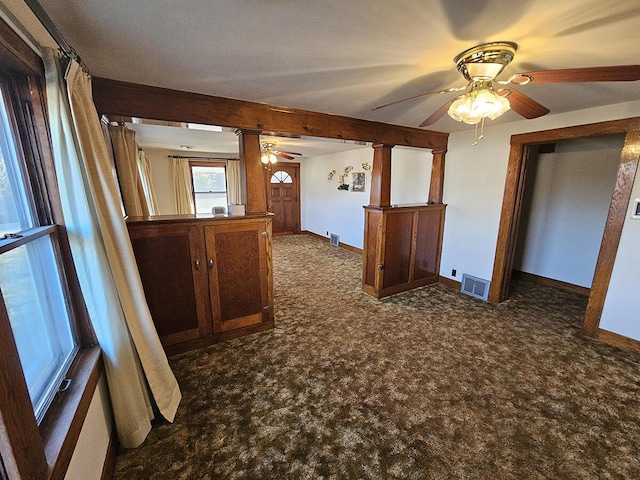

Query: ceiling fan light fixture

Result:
[448,94,479,124]
[487,94,511,120]
[465,62,505,81]
[261,142,278,165]
[447,81,511,124]
[454,41,518,82]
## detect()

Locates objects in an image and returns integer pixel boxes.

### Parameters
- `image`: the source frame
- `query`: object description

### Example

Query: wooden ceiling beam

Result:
[92,77,449,151]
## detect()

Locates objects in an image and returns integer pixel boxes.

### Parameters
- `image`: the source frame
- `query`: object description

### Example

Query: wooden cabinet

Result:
[127,214,274,354]
[363,204,445,298]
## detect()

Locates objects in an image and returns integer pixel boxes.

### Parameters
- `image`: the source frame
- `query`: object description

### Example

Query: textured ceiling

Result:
[36,0,640,142]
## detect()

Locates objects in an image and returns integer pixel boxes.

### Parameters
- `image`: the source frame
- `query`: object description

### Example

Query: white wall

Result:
[600,164,640,339]
[514,137,623,287]
[302,146,432,249]
[64,374,113,480]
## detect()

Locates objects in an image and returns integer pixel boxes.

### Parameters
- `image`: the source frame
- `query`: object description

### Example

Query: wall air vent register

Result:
[460,274,490,301]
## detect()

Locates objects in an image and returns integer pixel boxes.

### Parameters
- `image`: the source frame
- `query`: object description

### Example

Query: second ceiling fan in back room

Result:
[260,142,302,165]
[373,41,640,143]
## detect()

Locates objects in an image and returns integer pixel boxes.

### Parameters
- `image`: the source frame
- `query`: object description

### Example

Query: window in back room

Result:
[190,161,227,213]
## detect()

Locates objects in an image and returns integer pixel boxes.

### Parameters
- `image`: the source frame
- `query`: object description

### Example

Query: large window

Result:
[0,20,98,479]
[0,88,78,424]
[190,161,227,213]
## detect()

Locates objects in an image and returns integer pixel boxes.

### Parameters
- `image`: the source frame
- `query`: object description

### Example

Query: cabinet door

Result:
[129,224,212,346]
[382,210,414,289]
[413,208,443,280]
[204,221,270,333]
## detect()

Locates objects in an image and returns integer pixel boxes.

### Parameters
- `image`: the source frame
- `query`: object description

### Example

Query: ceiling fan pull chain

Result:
[471,118,487,146]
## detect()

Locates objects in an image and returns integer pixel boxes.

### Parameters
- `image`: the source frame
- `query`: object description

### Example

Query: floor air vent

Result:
[329,233,340,247]
[460,274,490,301]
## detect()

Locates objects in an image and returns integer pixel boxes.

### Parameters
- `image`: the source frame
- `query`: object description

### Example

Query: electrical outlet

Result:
[452,269,457,277]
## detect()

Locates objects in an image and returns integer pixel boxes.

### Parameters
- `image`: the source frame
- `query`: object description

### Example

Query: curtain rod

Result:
[168,155,238,160]
[24,0,80,62]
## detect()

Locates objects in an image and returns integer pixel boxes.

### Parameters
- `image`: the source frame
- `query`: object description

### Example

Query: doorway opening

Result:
[489,118,640,338]
[511,136,624,297]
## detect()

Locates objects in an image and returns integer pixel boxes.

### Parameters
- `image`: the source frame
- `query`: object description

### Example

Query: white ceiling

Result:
[36,0,640,153]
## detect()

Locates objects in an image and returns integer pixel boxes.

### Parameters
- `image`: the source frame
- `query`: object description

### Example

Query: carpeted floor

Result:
[114,234,640,479]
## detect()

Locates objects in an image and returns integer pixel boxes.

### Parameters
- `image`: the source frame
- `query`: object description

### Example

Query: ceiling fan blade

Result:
[419,99,455,127]
[277,150,302,156]
[276,152,295,160]
[500,89,550,119]
[372,86,466,111]
[508,65,640,85]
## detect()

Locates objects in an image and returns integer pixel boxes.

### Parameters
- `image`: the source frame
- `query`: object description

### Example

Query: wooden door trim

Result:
[583,130,640,336]
[488,117,640,339]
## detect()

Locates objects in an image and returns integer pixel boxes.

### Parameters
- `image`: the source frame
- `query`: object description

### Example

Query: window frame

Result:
[0,19,101,480]
[189,160,227,213]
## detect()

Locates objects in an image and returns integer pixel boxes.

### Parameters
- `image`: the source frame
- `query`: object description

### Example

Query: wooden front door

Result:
[267,164,300,235]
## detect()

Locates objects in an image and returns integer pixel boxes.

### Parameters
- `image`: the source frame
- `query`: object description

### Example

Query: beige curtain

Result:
[109,124,148,216]
[137,148,159,215]
[172,158,194,214]
[226,159,242,205]
[43,48,181,448]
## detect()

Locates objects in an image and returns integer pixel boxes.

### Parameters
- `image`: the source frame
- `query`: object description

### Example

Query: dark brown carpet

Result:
[114,234,640,479]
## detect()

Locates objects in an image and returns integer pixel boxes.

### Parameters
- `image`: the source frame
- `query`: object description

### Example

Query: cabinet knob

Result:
[261,231,268,237]
[378,264,385,270]
[208,258,214,269]
[194,259,200,270]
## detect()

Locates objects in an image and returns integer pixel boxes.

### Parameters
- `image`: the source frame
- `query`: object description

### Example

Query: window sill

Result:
[40,346,102,480]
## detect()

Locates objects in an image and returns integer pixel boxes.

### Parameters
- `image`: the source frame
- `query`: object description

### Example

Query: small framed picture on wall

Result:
[632,198,640,219]
[352,172,365,192]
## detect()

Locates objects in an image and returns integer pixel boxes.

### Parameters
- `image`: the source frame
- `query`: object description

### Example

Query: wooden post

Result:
[369,144,393,207]
[237,129,267,214]
[428,149,446,204]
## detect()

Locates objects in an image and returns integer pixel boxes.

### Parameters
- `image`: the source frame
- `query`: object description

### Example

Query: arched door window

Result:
[270,170,293,184]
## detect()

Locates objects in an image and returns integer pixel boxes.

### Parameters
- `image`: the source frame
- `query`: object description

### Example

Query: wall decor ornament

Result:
[331,165,353,190]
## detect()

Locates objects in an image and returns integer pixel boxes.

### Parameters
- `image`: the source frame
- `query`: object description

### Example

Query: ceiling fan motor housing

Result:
[455,41,518,81]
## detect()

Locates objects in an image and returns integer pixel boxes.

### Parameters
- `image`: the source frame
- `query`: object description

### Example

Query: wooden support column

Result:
[237,129,267,214]
[428,149,446,204]
[369,144,393,207]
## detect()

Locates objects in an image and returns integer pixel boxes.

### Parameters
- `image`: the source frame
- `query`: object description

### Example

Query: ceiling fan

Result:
[372,41,640,131]
[260,142,302,164]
